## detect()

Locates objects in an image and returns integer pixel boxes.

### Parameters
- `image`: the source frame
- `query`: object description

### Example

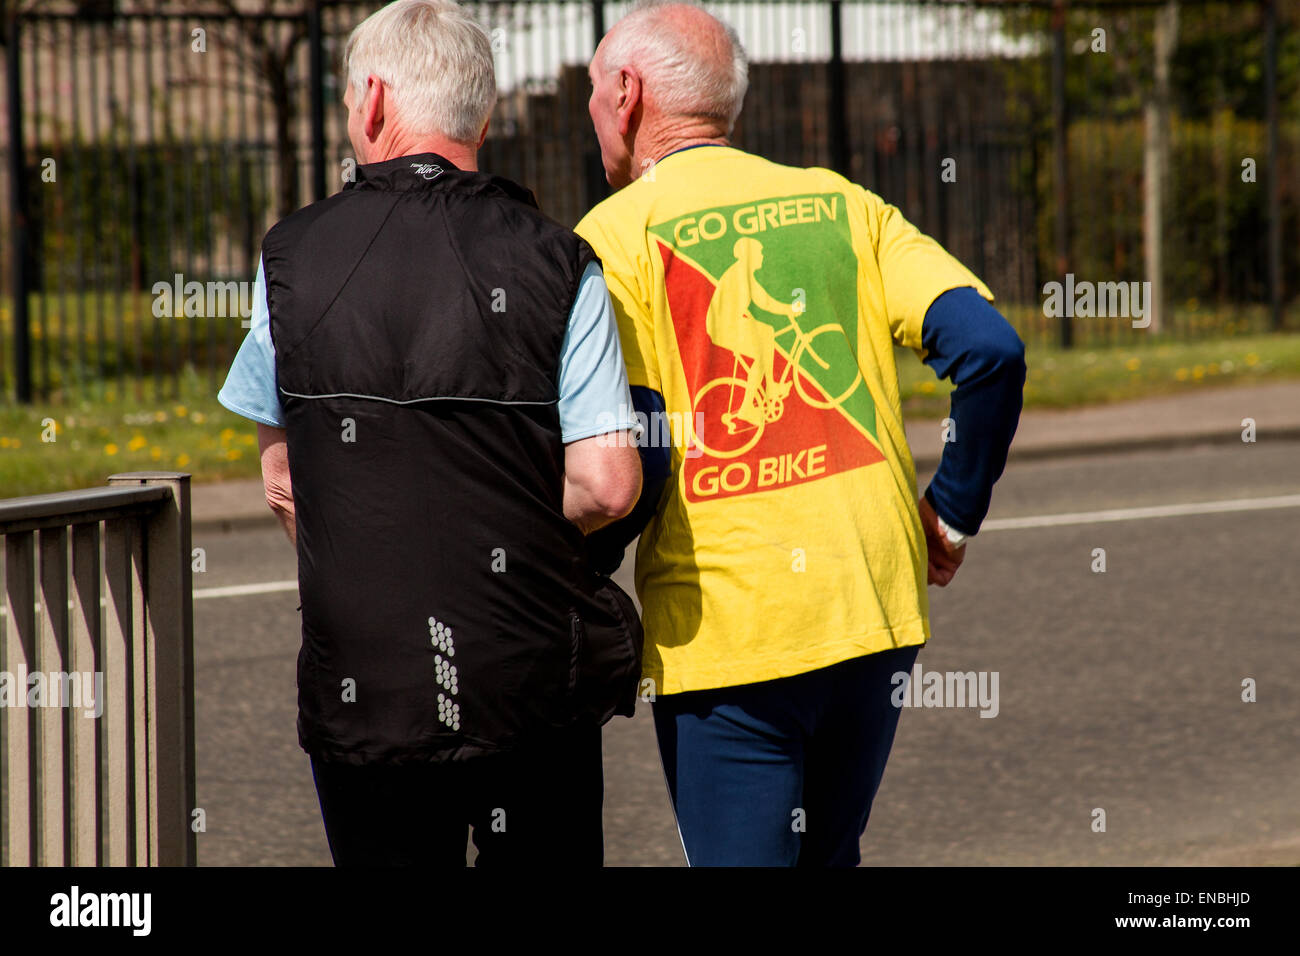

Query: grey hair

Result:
[599,1,749,132]
[343,0,496,144]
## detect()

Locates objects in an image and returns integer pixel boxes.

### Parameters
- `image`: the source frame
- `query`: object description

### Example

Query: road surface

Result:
[191,439,1300,865]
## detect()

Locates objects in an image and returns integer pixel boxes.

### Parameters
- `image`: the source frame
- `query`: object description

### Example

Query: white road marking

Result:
[194,580,298,599]
[979,493,1300,532]
[5,497,1295,615]
[0,580,298,616]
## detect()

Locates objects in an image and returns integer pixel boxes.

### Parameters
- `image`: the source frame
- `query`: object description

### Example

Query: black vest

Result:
[264,153,640,765]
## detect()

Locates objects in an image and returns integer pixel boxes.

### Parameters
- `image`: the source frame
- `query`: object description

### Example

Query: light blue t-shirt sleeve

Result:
[557,261,641,443]
[217,257,284,428]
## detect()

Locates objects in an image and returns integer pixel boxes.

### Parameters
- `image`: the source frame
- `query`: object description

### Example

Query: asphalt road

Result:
[191,439,1300,866]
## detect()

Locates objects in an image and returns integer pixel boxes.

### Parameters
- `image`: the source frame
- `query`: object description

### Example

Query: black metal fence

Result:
[1,0,1296,403]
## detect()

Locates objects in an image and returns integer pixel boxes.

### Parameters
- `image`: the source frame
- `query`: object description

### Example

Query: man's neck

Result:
[632,120,729,180]
[367,135,478,171]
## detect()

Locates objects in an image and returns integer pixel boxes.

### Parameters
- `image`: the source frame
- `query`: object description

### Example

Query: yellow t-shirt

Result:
[576,145,992,695]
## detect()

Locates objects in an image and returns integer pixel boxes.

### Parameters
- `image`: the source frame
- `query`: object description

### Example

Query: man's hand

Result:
[918,495,965,587]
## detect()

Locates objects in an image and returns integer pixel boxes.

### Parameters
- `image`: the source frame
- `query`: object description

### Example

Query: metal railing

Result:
[0,471,194,866]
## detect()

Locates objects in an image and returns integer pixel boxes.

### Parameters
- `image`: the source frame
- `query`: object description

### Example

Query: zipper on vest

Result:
[568,609,584,697]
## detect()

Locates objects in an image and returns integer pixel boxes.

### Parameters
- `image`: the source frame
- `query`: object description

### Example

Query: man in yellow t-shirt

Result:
[579,2,1025,866]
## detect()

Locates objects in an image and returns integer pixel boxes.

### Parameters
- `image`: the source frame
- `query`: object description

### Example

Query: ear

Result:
[363,73,385,141]
[615,67,642,138]
[477,118,490,149]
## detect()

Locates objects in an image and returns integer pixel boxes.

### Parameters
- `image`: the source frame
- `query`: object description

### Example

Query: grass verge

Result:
[1,333,1298,497]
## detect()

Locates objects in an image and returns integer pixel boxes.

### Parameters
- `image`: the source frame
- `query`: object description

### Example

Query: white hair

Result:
[599,1,749,132]
[343,0,496,144]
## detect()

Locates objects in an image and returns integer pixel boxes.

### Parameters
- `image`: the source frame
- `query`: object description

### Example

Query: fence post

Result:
[1143,1,1178,336]
[1265,0,1282,331]
[107,471,196,866]
[828,0,849,177]
[585,1,609,211]
[1,530,37,865]
[6,11,32,402]
[307,1,327,203]
[1051,0,1071,349]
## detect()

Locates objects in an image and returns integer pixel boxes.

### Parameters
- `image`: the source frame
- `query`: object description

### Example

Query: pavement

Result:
[190,379,1300,530]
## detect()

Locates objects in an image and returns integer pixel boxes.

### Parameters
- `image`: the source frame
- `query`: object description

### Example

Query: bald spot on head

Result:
[598,1,746,126]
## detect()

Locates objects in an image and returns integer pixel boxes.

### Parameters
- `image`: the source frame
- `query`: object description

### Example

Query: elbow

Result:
[265,488,294,524]
[983,326,1026,383]
[263,474,294,522]
[265,488,289,512]
[591,470,642,523]
[1002,334,1027,382]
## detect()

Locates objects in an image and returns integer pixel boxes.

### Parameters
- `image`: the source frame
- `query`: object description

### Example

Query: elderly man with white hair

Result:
[218,0,643,867]
[579,1,1025,866]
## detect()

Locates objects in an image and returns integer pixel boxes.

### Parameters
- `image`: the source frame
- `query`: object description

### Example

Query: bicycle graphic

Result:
[691,315,863,460]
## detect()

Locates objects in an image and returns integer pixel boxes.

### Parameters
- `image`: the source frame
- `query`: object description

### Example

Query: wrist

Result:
[924,486,971,548]
[934,512,970,549]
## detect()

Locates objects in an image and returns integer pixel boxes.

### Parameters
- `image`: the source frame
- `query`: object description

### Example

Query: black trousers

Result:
[309,722,604,867]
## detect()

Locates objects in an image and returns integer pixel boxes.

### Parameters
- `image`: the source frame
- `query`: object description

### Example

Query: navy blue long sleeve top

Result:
[918,286,1026,536]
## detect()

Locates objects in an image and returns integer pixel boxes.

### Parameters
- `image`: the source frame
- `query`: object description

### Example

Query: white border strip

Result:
[278,388,557,407]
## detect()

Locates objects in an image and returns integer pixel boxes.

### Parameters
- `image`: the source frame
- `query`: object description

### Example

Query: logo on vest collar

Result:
[410,162,444,180]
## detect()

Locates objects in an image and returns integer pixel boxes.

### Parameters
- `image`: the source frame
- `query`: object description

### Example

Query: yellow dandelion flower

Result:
[1125,357,1140,371]
[225,448,243,461]
[175,453,191,467]
[105,443,119,455]
[1207,363,1219,375]
[150,446,162,460]
[9,439,20,449]
[0,437,10,448]
[173,405,188,418]
[1175,368,1190,381]
[240,433,256,445]
[219,428,236,444]
[153,410,168,422]
[1245,353,1259,366]
[128,434,147,452]
[1192,367,1205,381]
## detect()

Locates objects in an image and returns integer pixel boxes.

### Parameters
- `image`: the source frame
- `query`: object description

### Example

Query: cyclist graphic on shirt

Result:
[704,237,803,434]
